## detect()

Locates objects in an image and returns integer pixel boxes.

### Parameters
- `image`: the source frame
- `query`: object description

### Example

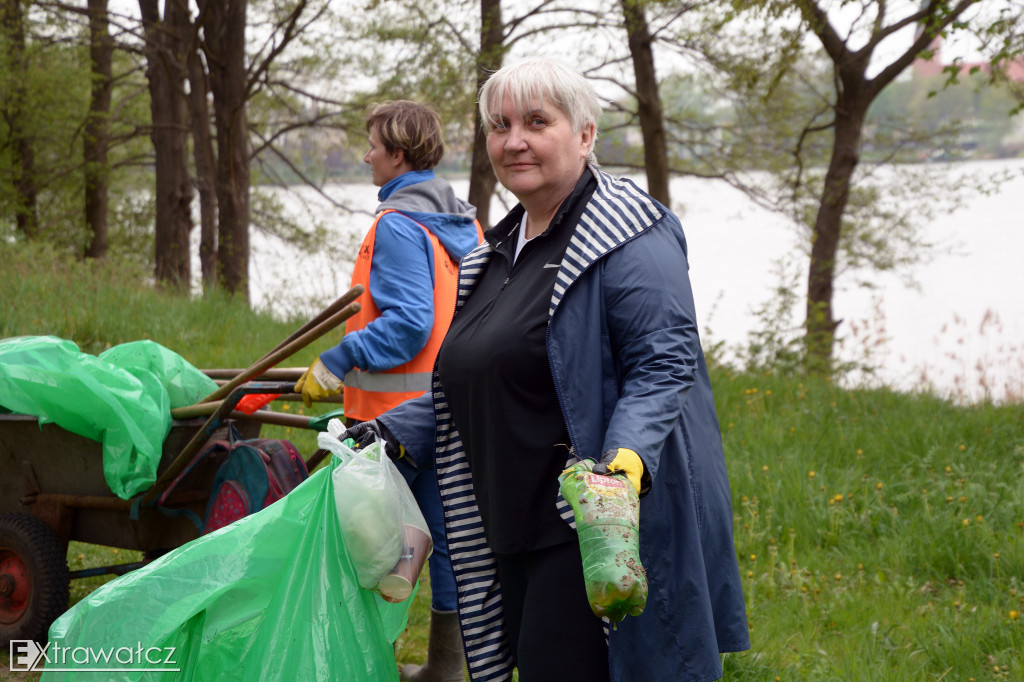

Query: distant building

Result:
[912,35,1024,82]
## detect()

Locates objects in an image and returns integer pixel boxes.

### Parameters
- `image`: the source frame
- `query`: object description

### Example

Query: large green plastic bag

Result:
[99,339,218,408]
[0,336,169,498]
[43,458,413,681]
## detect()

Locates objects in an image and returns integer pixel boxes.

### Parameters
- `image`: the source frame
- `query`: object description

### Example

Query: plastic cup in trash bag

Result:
[377,525,433,603]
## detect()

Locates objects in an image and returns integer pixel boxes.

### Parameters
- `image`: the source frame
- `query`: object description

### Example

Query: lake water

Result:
[247,159,1024,405]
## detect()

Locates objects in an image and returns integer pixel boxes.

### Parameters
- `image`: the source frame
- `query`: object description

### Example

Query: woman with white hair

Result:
[345,56,750,681]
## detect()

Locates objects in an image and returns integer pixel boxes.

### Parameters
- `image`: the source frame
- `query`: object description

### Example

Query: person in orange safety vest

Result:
[295,100,481,682]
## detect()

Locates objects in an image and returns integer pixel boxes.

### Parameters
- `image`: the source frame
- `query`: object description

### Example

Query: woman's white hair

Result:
[478,56,601,165]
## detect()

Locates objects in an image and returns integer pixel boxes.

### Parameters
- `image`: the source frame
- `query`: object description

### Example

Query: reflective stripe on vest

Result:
[343,209,482,422]
[343,368,433,393]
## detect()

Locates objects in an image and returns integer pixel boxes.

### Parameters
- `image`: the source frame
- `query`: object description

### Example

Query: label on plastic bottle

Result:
[584,473,627,495]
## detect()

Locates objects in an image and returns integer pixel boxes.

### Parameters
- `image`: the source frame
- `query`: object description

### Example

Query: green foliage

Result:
[869,72,1023,160]
[0,16,89,242]
[338,0,480,155]
[733,257,806,375]
[0,4,155,259]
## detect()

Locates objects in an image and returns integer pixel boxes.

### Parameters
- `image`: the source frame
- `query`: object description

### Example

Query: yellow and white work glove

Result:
[593,447,647,494]
[294,358,343,407]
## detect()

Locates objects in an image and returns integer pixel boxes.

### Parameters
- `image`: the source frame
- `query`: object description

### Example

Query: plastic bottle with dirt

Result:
[558,459,647,623]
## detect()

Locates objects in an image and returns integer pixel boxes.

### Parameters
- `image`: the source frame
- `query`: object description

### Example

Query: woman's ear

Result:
[389,147,406,168]
[580,123,595,158]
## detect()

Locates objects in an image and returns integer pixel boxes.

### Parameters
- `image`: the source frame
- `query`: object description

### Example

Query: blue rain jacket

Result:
[381,167,750,681]
[320,170,479,377]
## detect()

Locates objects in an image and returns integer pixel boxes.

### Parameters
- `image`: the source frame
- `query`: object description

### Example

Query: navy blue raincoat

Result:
[381,167,749,681]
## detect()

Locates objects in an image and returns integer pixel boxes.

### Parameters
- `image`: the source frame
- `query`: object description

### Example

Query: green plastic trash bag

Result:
[99,340,218,409]
[0,336,169,499]
[43,458,413,681]
[307,407,347,433]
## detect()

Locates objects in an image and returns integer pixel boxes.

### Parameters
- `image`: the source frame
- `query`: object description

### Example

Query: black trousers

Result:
[494,541,610,681]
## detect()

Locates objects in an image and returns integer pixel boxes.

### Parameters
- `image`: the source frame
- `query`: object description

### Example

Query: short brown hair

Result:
[365,100,445,171]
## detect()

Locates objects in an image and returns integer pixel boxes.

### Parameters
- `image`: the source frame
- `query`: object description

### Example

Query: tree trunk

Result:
[795,0,978,372]
[139,0,193,292]
[187,47,218,289]
[83,0,113,260]
[203,0,250,301]
[804,95,866,371]
[1,0,39,239]
[467,0,504,228]
[621,0,670,206]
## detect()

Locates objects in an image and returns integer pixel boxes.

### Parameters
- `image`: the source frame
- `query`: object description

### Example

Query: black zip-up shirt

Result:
[436,169,598,553]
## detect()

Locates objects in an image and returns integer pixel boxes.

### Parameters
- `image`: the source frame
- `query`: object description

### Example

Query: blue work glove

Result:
[294,358,343,407]
[592,448,647,494]
[341,420,405,462]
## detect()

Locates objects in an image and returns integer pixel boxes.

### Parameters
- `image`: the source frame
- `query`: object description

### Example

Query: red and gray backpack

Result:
[157,431,309,534]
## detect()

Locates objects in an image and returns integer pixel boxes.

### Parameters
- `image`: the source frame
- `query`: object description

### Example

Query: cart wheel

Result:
[0,513,70,647]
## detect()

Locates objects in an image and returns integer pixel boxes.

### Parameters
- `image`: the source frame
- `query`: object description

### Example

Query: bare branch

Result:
[250,129,374,218]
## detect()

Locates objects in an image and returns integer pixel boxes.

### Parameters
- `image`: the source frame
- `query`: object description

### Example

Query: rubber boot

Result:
[400,609,465,682]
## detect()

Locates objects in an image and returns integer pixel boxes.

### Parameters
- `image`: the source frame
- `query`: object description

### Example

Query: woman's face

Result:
[364,125,405,187]
[485,95,593,208]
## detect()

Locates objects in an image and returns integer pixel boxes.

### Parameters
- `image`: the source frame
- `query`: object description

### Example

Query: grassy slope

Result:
[2,243,1022,680]
[715,370,1024,679]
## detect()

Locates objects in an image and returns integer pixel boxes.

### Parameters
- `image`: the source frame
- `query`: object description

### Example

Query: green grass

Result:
[715,371,1024,680]
[3,242,1023,681]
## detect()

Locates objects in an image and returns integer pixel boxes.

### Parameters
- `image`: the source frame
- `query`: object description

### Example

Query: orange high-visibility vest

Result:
[343,209,481,421]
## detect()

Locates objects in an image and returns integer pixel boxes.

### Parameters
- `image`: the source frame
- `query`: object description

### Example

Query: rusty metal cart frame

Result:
[0,381,309,646]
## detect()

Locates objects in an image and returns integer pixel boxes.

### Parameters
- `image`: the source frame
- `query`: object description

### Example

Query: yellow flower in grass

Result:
[1010,610,1019,621]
